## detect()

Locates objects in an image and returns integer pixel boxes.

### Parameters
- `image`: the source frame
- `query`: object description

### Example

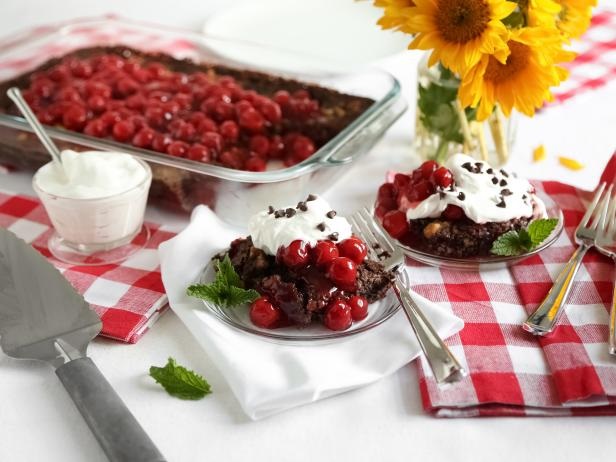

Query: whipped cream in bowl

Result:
[33,150,152,265]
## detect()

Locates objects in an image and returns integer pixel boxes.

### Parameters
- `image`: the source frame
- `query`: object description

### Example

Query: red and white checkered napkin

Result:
[552,8,616,104]
[414,155,616,417]
[0,190,175,343]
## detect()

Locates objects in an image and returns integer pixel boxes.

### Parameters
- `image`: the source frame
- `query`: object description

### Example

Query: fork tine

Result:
[352,211,389,256]
[359,207,396,253]
[608,187,616,238]
[597,184,613,234]
[581,182,607,228]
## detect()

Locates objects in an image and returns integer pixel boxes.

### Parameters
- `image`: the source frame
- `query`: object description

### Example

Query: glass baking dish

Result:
[0,17,406,225]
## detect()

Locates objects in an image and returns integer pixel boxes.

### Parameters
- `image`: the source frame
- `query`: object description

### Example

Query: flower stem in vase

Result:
[489,106,509,165]
[454,99,475,154]
[434,138,450,163]
[470,121,489,161]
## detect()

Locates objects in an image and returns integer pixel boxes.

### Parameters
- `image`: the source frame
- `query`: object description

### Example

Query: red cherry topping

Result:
[277,240,311,269]
[431,166,454,188]
[382,210,408,240]
[323,299,352,331]
[326,257,357,291]
[250,297,282,329]
[219,120,239,141]
[111,120,135,142]
[187,144,211,162]
[377,183,396,211]
[409,180,435,202]
[62,105,87,131]
[442,204,465,220]
[348,295,369,321]
[245,155,267,172]
[167,140,189,157]
[337,237,367,264]
[132,128,155,148]
[420,160,439,179]
[312,240,339,269]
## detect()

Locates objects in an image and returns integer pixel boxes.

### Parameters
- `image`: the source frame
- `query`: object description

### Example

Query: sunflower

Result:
[458,27,574,120]
[526,0,562,28]
[555,0,597,39]
[374,0,416,34]
[405,0,517,75]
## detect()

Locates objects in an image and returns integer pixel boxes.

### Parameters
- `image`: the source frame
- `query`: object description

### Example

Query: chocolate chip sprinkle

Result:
[501,188,512,196]
[267,205,275,214]
[328,232,339,241]
[462,162,473,172]
[474,162,483,173]
[499,179,508,187]
[439,191,446,199]
[316,222,326,232]
[500,169,509,178]
[296,201,308,211]
[378,251,391,259]
[372,243,382,249]
[285,208,296,217]
[326,210,337,219]
[491,177,499,185]
[522,194,527,200]
[274,210,285,218]
[486,168,494,174]
[496,198,506,208]
[307,194,317,201]
[458,192,466,200]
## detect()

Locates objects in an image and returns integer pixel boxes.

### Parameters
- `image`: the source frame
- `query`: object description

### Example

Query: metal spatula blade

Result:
[0,228,165,462]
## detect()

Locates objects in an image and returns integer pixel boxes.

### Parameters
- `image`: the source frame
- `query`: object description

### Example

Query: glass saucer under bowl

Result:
[381,191,564,271]
[197,258,405,344]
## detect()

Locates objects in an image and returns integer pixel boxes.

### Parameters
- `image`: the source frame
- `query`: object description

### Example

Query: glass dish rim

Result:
[197,259,405,343]
[388,191,565,266]
[0,16,404,184]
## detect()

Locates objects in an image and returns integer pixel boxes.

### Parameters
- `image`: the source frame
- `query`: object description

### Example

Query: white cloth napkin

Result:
[158,206,463,419]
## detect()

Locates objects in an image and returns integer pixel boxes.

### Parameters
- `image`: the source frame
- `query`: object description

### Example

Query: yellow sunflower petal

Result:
[558,156,585,170]
[533,145,547,162]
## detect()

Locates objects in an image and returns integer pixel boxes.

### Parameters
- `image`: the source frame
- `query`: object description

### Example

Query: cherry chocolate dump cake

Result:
[219,195,395,331]
[376,154,547,258]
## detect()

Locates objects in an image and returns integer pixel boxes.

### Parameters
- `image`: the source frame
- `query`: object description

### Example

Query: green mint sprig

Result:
[187,255,259,308]
[491,218,559,256]
[149,357,211,400]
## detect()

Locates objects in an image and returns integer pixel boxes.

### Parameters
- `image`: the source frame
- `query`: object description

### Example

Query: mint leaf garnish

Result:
[528,218,559,247]
[491,218,559,256]
[149,357,211,400]
[187,255,259,307]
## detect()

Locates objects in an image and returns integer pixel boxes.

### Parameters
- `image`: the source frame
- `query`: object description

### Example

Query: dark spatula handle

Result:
[56,357,166,462]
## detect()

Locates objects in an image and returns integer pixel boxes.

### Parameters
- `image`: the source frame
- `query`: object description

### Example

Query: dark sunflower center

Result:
[484,41,531,84]
[435,0,491,43]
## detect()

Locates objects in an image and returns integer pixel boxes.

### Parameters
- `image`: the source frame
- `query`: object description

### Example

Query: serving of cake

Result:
[189,195,395,331]
[375,154,549,259]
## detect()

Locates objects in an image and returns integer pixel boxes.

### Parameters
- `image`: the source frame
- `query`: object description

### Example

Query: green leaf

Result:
[149,357,211,400]
[187,255,259,308]
[528,218,559,247]
[490,230,529,256]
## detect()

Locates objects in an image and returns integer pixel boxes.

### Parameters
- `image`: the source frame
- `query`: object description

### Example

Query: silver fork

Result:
[524,182,609,335]
[349,207,466,384]
[594,184,616,355]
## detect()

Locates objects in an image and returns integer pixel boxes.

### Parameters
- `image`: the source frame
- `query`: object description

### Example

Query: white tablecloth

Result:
[1,2,615,461]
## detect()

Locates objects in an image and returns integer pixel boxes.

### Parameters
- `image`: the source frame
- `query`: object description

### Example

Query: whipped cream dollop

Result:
[35,150,149,199]
[405,153,545,224]
[249,195,352,255]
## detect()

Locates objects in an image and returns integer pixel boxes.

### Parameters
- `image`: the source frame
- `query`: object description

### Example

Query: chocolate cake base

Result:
[408,216,532,258]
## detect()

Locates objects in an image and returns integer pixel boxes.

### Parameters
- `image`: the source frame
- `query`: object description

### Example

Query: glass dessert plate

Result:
[197,258,405,344]
[390,192,564,271]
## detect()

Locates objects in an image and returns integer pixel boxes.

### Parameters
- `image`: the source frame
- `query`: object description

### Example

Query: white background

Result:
[1,1,615,461]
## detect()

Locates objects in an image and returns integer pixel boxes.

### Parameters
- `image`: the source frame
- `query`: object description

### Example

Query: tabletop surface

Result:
[1,1,615,461]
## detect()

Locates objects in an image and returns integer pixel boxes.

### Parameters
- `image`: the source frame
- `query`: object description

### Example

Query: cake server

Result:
[0,228,165,462]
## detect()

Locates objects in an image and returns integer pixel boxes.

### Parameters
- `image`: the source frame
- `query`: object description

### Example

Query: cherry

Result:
[197,117,218,133]
[84,119,108,137]
[382,210,408,240]
[176,122,197,141]
[393,173,410,194]
[167,141,189,157]
[268,135,285,159]
[348,295,369,321]
[250,297,282,329]
[259,100,282,123]
[323,299,352,331]
[442,204,465,220]
[116,77,139,96]
[431,166,454,188]
[245,155,267,172]
[132,128,155,148]
[326,257,357,291]
[152,133,172,153]
[249,135,270,157]
[337,237,367,264]
[187,144,211,162]
[420,160,439,179]
[86,95,107,113]
[201,132,223,152]
[219,120,239,141]
[377,183,396,210]
[112,120,135,142]
[277,240,311,269]
[62,105,87,131]
[290,135,316,162]
[274,90,290,106]
[409,180,435,202]
[312,240,339,269]
[238,108,264,133]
